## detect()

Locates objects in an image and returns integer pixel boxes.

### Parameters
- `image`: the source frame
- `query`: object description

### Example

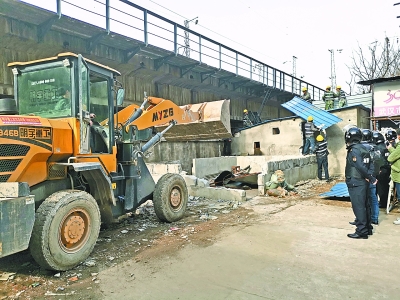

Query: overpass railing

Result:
[23,0,324,100]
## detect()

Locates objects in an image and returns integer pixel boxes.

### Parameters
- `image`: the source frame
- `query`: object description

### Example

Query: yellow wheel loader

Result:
[0,53,231,271]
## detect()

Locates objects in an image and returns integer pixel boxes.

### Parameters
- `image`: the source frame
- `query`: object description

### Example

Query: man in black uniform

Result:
[372,131,390,208]
[345,127,377,239]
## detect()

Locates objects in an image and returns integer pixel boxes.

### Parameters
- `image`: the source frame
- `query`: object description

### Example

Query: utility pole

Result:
[385,36,390,72]
[328,49,336,89]
[292,56,297,77]
[293,56,297,92]
[183,17,198,58]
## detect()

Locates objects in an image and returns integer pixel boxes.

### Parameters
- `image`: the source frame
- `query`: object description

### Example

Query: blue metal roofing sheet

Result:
[320,182,349,197]
[281,96,342,129]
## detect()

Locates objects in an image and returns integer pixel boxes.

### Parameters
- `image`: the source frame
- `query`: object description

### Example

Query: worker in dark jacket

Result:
[345,127,377,239]
[360,129,380,225]
[243,109,253,127]
[372,131,390,209]
[315,134,330,182]
[322,86,337,110]
[300,87,312,103]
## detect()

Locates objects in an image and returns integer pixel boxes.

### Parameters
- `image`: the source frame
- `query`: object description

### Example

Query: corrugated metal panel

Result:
[320,182,349,197]
[281,96,342,129]
[313,93,372,110]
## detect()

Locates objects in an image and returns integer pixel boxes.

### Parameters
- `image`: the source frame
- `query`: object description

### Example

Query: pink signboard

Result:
[374,81,400,117]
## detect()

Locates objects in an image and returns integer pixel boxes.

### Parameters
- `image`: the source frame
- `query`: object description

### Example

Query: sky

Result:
[129,0,400,93]
[23,0,400,93]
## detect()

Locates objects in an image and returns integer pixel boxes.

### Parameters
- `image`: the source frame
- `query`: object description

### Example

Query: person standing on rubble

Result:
[315,134,330,182]
[300,87,312,103]
[345,127,377,239]
[322,86,336,110]
[302,116,319,155]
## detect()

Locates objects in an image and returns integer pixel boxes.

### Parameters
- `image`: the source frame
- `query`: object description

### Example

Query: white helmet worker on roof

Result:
[300,86,312,104]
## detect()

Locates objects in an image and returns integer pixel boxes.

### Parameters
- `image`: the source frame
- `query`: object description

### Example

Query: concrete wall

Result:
[192,155,317,195]
[145,140,223,174]
[192,157,237,179]
[231,117,303,156]
[325,106,370,176]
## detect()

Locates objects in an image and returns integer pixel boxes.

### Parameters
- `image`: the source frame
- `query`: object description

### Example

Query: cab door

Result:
[78,54,91,154]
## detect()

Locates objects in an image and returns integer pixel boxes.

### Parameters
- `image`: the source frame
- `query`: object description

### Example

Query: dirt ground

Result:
[1,178,400,300]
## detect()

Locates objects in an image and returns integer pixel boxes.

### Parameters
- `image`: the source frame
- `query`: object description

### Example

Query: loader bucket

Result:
[155,99,232,141]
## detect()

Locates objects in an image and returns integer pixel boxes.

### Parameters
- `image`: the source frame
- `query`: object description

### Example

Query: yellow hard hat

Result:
[326,86,331,90]
[302,87,307,91]
[336,85,341,89]
[307,116,313,122]
[243,109,248,113]
[316,135,324,142]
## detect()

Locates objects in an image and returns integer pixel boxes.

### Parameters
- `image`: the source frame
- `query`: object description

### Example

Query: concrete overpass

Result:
[0,0,324,130]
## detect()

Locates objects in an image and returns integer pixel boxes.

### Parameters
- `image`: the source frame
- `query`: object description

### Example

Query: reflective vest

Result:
[304,122,315,137]
[316,141,328,157]
[323,91,335,101]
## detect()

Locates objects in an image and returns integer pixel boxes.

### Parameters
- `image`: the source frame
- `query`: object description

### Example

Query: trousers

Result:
[317,155,329,180]
[325,100,334,110]
[348,181,370,235]
[303,136,315,155]
[369,183,379,223]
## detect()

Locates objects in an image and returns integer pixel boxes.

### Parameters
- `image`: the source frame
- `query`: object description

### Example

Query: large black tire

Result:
[29,190,101,271]
[153,173,188,222]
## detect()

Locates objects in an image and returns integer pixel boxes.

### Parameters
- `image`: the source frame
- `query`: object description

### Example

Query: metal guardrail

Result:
[24,0,324,100]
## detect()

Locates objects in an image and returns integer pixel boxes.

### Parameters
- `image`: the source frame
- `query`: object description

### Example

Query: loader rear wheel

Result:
[29,190,101,271]
[153,173,188,222]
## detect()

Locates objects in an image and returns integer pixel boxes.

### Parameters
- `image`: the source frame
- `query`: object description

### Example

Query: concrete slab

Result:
[188,186,246,203]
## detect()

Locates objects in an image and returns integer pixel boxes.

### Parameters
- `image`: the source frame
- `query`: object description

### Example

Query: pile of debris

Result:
[203,165,260,190]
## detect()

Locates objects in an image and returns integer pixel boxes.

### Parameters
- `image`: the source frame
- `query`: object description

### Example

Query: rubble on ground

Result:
[0,176,337,299]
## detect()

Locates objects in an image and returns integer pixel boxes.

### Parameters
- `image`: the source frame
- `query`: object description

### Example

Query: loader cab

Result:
[8,52,121,154]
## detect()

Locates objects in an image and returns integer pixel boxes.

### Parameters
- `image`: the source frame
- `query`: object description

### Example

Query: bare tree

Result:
[345,72,356,96]
[347,37,400,94]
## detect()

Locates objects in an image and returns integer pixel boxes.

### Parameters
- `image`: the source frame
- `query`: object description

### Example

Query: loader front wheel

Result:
[153,174,188,222]
[29,190,101,271]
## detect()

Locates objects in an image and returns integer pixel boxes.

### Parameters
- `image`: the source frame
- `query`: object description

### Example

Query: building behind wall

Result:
[357,77,400,130]
[231,104,370,177]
